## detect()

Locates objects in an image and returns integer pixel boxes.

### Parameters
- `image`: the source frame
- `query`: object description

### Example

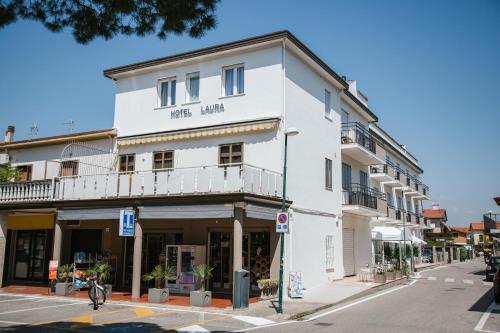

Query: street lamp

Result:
[277,127,299,315]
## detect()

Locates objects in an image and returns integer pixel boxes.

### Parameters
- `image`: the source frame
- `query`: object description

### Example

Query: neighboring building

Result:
[450,227,470,248]
[469,222,490,255]
[0,31,431,298]
[424,203,449,238]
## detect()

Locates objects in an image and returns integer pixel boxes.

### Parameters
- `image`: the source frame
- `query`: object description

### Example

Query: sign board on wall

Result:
[119,209,135,237]
[276,212,289,233]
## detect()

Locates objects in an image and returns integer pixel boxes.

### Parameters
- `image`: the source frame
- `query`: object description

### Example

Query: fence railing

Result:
[342,183,385,210]
[0,164,283,203]
[341,122,376,154]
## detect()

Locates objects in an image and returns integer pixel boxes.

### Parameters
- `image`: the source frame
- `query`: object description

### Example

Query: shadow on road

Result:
[470,270,487,276]
[469,288,493,313]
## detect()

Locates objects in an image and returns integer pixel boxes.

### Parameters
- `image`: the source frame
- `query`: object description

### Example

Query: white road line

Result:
[0,320,29,325]
[177,324,211,332]
[483,281,493,286]
[445,278,455,283]
[0,296,40,303]
[474,301,497,332]
[233,315,275,326]
[0,302,80,315]
[464,280,474,285]
[428,277,437,281]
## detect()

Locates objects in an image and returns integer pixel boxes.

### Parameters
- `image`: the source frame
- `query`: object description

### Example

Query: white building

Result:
[0,31,429,299]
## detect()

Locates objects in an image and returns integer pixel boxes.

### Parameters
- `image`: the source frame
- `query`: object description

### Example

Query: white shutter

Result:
[343,228,355,276]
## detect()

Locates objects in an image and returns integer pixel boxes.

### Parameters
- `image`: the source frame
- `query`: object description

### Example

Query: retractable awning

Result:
[57,208,122,220]
[371,226,413,243]
[412,235,427,245]
[138,205,233,219]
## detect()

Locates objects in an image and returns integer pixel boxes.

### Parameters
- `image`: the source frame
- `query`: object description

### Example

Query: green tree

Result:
[0,0,219,44]
[0,164,20,182]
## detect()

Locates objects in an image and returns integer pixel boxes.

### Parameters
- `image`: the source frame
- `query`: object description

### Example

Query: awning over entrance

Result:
[8,214,55,230]
[138,205,233,219]
[57,208,122,220]
[245,204,279,221]
[412,235,427,245]
[371,226,413,243]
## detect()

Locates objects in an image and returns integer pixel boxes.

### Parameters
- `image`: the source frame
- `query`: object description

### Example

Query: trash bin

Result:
[233,269,250,309]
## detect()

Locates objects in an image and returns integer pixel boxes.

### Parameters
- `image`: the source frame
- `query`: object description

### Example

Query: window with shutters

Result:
[16,165,32,181]
[153,151,174,170]
[326,235,334,271]
[119,154,135,173]
[219,143,243,166]
[61,161,79,176]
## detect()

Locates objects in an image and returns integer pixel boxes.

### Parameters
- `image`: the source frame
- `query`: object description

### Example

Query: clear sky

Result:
[1,0,499,226]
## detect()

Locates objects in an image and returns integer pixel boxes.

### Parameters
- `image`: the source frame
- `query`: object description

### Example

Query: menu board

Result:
[289,271,303,298]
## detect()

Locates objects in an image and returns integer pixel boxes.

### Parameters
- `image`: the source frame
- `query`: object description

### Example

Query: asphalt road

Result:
[251,259,500,333]
[0,259,497,332]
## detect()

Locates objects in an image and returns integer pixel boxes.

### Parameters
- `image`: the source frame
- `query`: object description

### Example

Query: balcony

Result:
[341,122,385,165]
[342,183,387,217]
[369,161,400,183]
[484,212,500,232]
[0,164,282,204]
[405,212,417,225]
[413,181,429,199]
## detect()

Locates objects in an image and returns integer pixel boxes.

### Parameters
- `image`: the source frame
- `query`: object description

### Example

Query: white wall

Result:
[114,46,283,137]
[343,214,373,273]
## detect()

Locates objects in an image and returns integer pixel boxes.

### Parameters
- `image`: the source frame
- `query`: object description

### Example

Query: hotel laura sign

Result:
[170,103,225,119]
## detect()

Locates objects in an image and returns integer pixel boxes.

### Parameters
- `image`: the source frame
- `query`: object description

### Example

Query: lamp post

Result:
[277,127,299,315]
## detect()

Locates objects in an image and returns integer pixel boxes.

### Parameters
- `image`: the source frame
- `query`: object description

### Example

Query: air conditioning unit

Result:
[0,153,9,165]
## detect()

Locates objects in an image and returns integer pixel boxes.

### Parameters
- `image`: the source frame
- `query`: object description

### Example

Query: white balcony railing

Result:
[0,164,282,204]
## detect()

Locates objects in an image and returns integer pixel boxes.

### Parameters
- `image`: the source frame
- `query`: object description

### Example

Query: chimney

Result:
[431,202,440,210]
[4,126,14,143]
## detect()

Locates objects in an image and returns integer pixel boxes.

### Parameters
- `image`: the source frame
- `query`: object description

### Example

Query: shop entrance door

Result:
[14,230,49,281]
[143,234,165,275]
[243,232,271,294]
[208,231,232,293]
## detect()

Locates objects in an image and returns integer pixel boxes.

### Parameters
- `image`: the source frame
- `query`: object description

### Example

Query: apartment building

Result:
[0,31,430,299]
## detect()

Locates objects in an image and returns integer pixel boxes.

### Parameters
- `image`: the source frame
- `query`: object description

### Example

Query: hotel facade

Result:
[0,31,430,299]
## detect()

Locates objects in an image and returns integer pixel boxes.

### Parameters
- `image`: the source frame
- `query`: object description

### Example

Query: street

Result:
[0,260,498,332]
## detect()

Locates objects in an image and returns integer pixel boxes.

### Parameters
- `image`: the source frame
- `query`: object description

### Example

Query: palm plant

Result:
[193,264,213,292]
[57,264,73,283]
[88,263,112,284]
[143,265,176,289]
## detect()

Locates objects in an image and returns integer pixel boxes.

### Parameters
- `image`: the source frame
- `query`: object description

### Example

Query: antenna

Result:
[29,122,39,137]
[63,119,75,133]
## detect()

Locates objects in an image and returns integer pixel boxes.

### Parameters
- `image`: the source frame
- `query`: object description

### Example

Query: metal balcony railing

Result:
[342,183,385,210]
[0,164,282,203]
[370,160,398,179]
[395,209,402,220]
[484,212,500,231]
[341,122,376,154]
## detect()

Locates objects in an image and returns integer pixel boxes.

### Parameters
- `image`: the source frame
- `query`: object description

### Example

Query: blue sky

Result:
[1,0,499,226]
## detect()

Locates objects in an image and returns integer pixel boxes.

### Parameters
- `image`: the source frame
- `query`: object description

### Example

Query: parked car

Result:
[494,267,500,303]
[486,256,500,281]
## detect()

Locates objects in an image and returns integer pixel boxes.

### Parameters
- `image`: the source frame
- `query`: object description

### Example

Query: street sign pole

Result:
[277,134,288,315]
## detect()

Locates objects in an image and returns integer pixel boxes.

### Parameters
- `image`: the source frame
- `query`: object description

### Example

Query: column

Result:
[52,219,63,262]
[432,246,437,263]
[0,213,7,288]
[131,216,143,299]
[233,206,244,301]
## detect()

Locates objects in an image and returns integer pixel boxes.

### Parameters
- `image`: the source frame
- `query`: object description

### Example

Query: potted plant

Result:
[257,278,279,299]
[143,265,176,303]
[55,264,74,296]
[88,263,113,298]
[190,264,214,307]
[373,266,386,283]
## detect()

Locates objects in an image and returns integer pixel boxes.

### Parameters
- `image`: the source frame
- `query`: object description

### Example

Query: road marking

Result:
[169,316,227,332]
[427,277,437,281]
[464,279,474,285]
[134,307,155,317]
[36,308,133,326]
[474,301,500,332]
[72,315,93,324]
[0,320,29,325]
[177,325,210,332]
[0,296,40,303]
[483,281,493,286]
[234,315,275,326]
[0,302,80,315]
[445,278,455,283]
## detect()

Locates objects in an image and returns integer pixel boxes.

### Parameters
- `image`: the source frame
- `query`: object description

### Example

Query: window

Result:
[153,151,174,170]
[325,158,332,190]
[479,234,484,243]
[119,154,135,172]
[186,72,200,102]
[341,109,349,124]
[61,161,79,176]
[158,77,176,107]
[219,143,242,165]
[326,235,334,271]
[386,192,394,207]
[16,165,32,181]
[223,64,244,96]
[360,170,368,188]
[324,89,331,117]
[342,163,351,190]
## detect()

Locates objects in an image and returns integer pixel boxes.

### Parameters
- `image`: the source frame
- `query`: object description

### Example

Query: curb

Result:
[288,277,410,320]
[415,263,442,272]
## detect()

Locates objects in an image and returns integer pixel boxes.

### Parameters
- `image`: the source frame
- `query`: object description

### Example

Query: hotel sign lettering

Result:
[170,103,225,119]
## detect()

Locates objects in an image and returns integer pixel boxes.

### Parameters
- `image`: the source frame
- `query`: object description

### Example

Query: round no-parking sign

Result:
[276,212,289,233]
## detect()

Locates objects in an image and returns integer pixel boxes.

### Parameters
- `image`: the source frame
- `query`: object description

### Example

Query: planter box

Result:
[190,290,212,307]
[385,271,396,280]
[55,282,74,296]
[394,271,402,279]
[259,286,278,300]
[147,288,169,303]
[104,284,112,298]
[374,274,387,284]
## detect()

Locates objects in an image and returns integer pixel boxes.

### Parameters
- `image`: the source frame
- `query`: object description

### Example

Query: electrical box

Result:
[0,154,10,165]
[165,245,206,294]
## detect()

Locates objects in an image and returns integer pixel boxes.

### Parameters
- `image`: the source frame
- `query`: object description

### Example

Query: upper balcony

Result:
[342,183,387,217]
[0,164,282,205]
[484,212,500,232]
[341,122,385,165]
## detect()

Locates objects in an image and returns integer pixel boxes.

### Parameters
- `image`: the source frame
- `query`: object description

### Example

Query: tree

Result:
[0,164,20,182]
[0,0,219,44]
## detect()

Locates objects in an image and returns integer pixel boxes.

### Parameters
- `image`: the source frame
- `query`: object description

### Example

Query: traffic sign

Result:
[119,209,135,237]
[276,211,289,233]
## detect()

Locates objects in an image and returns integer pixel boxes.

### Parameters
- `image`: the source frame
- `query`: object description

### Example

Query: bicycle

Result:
[87,277,106,310]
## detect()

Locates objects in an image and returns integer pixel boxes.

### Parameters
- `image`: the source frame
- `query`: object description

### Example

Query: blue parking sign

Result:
[119,209,135,237]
